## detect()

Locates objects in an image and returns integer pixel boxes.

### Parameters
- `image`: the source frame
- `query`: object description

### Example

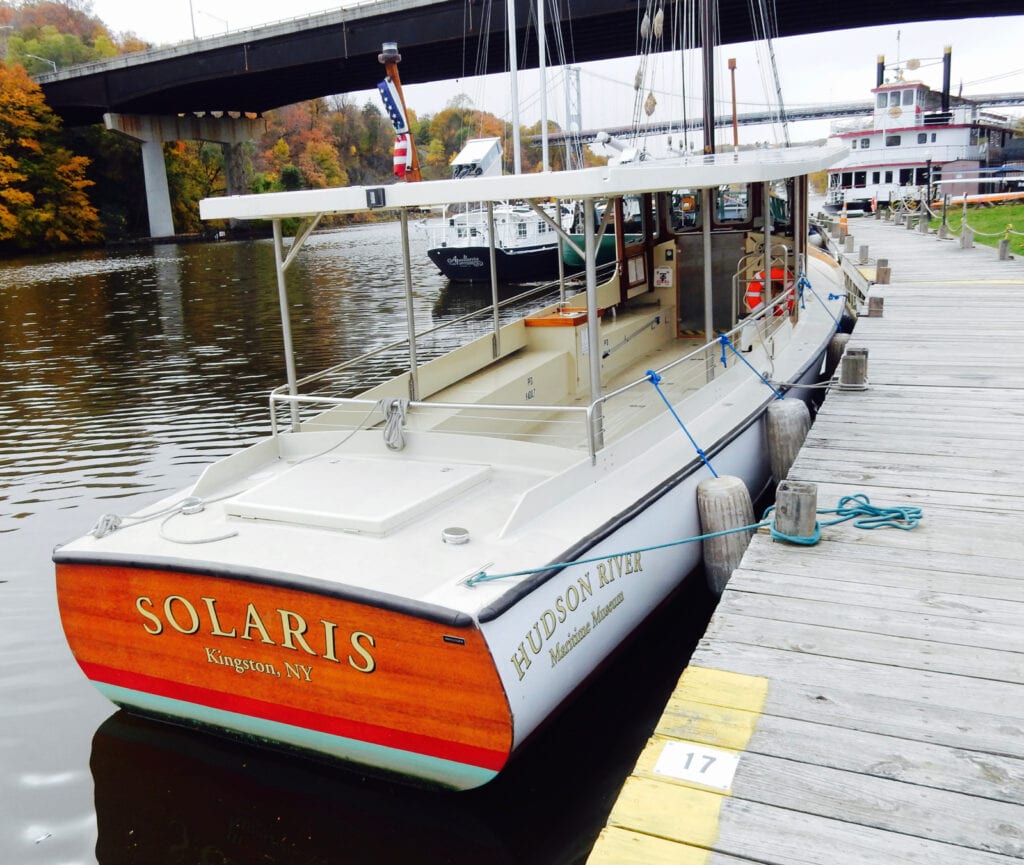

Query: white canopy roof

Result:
[200,142,846,222]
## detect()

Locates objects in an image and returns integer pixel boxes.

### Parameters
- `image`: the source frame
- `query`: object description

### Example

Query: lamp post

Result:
[728,58,739,149]
[924,151,933,205]
[24,52,57,73]
[188,0,197,39]
[198,10,228,33]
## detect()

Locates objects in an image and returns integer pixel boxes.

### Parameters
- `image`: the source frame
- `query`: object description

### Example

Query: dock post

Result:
[867,294,884,317]
[843,235,854,253]
[773,480,818,542]
[919,213,929,234]
[999,238,1011,261]
[960,227,974,249]
[838,347,869,390]
[875,258,891,284]
[697,476,754,595]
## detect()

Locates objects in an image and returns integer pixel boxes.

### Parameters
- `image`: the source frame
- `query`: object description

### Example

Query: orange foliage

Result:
[0,62,101,249]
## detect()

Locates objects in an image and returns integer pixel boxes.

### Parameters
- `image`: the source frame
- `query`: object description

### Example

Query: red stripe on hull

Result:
[81,660,508,770]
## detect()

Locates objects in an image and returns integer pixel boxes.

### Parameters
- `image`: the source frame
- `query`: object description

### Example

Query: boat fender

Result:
[696,476,754,595]
[825,333,850,378]
[766,399,810,483]
[745,268,794,315]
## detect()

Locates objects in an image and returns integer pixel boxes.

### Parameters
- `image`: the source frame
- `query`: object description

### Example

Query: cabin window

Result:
[841,172,853,188]
[622,195,644,235]
[902,90,915,106]
[899,168,914,184]
[850,139,857,149]
[876,93,887,109]
[915,167,930,185]
[931,133,937,142]
[889,92,901,107]
[917,133,927,144]
[517,223,528,238]
[886,135,901,147]
[884,171,893,183]
[872,171,880,184]
[670,190,700,230]
[853,171,867,188]
[714,184,748,223]
[860,138,870,149]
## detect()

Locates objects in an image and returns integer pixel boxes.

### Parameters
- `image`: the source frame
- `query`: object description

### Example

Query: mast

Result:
[700,0,715,154]
[538,0,549,171]
[507,0,522,174]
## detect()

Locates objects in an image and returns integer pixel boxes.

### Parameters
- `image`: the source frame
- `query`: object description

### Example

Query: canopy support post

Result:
[584,198,603,449]
[273,218,301,432]
[400,209,420,400]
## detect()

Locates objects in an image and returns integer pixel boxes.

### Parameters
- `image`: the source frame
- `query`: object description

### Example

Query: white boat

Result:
[424,137,577,283]
[824,47,1021,214]
[54,134,847,790]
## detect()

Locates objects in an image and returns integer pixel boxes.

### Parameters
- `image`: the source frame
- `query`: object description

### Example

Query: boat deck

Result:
[586,214,1024,863]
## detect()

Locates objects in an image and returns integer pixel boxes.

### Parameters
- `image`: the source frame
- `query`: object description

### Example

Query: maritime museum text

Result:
[510,553,642,681]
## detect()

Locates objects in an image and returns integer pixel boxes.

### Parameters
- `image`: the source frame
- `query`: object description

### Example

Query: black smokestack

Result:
[876,54,885,88]
[942,46,952,112]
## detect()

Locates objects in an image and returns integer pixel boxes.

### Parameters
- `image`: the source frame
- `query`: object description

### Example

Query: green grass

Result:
[927,201,1024,257]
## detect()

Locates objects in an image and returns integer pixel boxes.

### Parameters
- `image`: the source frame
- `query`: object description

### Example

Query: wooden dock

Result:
[586,215,1024,864]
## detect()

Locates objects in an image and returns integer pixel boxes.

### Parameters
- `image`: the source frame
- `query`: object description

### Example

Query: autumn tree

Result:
[2,1,121,72]
[163,140,229,233]
[0,62,101,250]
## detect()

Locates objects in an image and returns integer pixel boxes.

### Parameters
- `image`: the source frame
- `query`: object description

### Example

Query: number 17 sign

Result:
[652,740,741,791]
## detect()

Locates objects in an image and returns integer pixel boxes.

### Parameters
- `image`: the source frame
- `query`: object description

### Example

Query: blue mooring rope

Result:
[645,370,718,478]
[762,493,922,545]
[718,334,784,399]
[465,493,922,585]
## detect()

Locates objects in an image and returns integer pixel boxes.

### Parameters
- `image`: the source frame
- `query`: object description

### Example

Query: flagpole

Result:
[378,42,422,182]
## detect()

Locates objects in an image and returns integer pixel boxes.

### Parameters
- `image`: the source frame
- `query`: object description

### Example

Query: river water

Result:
[0,222,715,865]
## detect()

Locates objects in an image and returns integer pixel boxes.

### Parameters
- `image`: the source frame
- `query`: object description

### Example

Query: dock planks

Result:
[586,215,1024,864]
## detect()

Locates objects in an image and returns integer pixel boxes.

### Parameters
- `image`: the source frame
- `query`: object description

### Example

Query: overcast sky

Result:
[87,1,1024,145]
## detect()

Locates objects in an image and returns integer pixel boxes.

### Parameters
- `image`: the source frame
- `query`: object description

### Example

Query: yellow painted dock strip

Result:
[589,667,767,864]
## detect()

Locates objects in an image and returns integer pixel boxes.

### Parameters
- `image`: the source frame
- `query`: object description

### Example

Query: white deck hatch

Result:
[227,457,490,535]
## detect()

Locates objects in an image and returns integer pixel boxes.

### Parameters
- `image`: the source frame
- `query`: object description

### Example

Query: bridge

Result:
[33,0,1024,238]
[38,0,1024,126]
[548,93,1024,145]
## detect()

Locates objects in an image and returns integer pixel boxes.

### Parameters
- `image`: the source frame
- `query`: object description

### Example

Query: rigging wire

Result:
[744,0,790,145]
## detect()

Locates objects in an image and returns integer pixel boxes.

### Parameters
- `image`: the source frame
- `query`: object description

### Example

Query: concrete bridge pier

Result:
[104,112,261,239]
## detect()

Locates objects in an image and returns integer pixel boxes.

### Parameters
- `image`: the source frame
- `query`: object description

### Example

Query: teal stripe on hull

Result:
[96,682,497,790]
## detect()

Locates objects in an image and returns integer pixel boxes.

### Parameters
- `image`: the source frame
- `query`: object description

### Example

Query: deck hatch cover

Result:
[226,457,489,535]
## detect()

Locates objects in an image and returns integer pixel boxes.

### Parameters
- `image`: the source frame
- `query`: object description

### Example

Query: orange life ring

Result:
[745,268,795,315]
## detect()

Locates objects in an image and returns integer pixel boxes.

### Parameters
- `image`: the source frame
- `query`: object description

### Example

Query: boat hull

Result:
[427,243,575,283]
[54,343,827,789]
[55,561,513,789]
